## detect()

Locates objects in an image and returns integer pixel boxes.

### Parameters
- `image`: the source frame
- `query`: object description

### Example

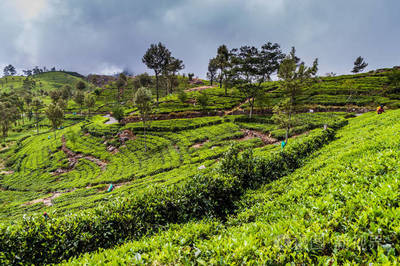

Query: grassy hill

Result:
[1,68,400,264]
[64,109,400,264]
[0,71,90,93]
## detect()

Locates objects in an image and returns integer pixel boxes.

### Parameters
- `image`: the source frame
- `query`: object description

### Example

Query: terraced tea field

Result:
[0,112,347,222]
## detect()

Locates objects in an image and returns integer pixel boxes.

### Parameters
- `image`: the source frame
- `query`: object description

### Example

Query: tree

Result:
[3,64,16,77]
[49,90,62,103]
[0,102,18,141]
[273,47,318,144]
[142,42,171,106]
[32,98,44,134]
[188,73,194,81]
[207,58,218,86]
[22,78,35,90]
[228,42,285,118]
[45,103,64,138]
[134,87,153,152]
[197,92,209,111]
[84,93,96,116]
[137,73,152,88]
[115,73,127,103]
[57,99,67,111]
[112,106,125,123]
[61,85,72,100]
[23,69,33,76]
[163,57,184,95]
[178,89,188,104]
[32,66,41,75]
[73,91,85,114]
[215,45,230,93]
[352,56,368,73]
[75,80,86,91]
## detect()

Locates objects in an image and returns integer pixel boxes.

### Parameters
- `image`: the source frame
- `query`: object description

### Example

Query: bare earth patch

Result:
[53,135,108,175]
[192,139,209,149]
[238,129,278,145]
[184,85,216,92]
[24,191,69,207]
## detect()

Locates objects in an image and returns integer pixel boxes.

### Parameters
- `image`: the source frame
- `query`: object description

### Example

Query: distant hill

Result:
[0,71,90,93]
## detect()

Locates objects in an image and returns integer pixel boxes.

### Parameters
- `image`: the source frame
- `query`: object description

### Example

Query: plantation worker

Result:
[43,212,49,220]
[281,140,286,150]
[107,184,114,192]
[377,105,384,114]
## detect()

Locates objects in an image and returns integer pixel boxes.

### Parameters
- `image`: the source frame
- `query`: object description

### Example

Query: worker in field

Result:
[377,105,384,114]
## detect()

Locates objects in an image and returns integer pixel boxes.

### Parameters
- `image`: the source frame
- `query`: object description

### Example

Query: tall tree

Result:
[32,98,44,134]
[142,42,171,106]
[115,73,127,103]
[84,93,96,116]
[73,91,85,114]
[0,102,18,141]
[75,80,86,91]
[61,85,73,100]
[352,56,368,73]
[22,69,32,76]
[207,58,218,86]
[3,65,16,77]
[215,45,230,93]
[163,56,184,95]
[45,103,64,138]
[228,42,285,118]
[273,47,318,144]
[134,87,153,152]
[49,90,62,103]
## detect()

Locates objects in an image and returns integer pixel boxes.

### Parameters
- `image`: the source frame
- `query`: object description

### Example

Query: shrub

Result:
[177,90,188,104]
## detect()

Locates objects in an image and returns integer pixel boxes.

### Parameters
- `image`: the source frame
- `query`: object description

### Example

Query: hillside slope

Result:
[66,110,400,264]
[0,71,90,93]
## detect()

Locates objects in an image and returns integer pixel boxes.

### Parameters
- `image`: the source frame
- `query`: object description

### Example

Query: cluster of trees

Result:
[142,42,184,105]
[2,64,65,77]
[206,43,318,143]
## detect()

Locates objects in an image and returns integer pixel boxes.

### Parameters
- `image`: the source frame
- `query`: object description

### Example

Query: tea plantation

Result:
[0,69,400,264]
[63,109,400,264]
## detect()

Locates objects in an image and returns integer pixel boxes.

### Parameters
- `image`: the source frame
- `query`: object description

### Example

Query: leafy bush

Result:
[0,125,343,265]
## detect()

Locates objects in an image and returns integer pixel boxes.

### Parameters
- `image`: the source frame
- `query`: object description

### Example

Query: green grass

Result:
[1,68,400,264]
[0,72,91,94]
[64,110,400,265]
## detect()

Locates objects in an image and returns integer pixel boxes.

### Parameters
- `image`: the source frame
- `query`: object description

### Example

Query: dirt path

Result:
[53,135,107,175]
[238,129,278,145]
[225,99,250,115]
[103,114,118,125]
[24,191,71,207]
[192,139,209,149]
[185,85,216,92]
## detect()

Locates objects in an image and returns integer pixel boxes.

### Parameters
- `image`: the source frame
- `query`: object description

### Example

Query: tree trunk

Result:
[249,98,254,118]
[285,110,292,144]
[155,73,159,106]
[285,126,289,144]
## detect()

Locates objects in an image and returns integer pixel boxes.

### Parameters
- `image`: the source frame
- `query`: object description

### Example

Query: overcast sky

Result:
[0,0,398,77]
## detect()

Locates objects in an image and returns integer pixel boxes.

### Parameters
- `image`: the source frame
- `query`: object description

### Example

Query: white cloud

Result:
[12,0,50,22]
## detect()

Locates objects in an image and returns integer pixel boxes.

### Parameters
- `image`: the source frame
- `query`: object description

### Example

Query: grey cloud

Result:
[0,0,399,77]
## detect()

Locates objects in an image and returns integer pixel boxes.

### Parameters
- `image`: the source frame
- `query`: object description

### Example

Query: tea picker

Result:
[281,140,286,150]
[107,184,114,192]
